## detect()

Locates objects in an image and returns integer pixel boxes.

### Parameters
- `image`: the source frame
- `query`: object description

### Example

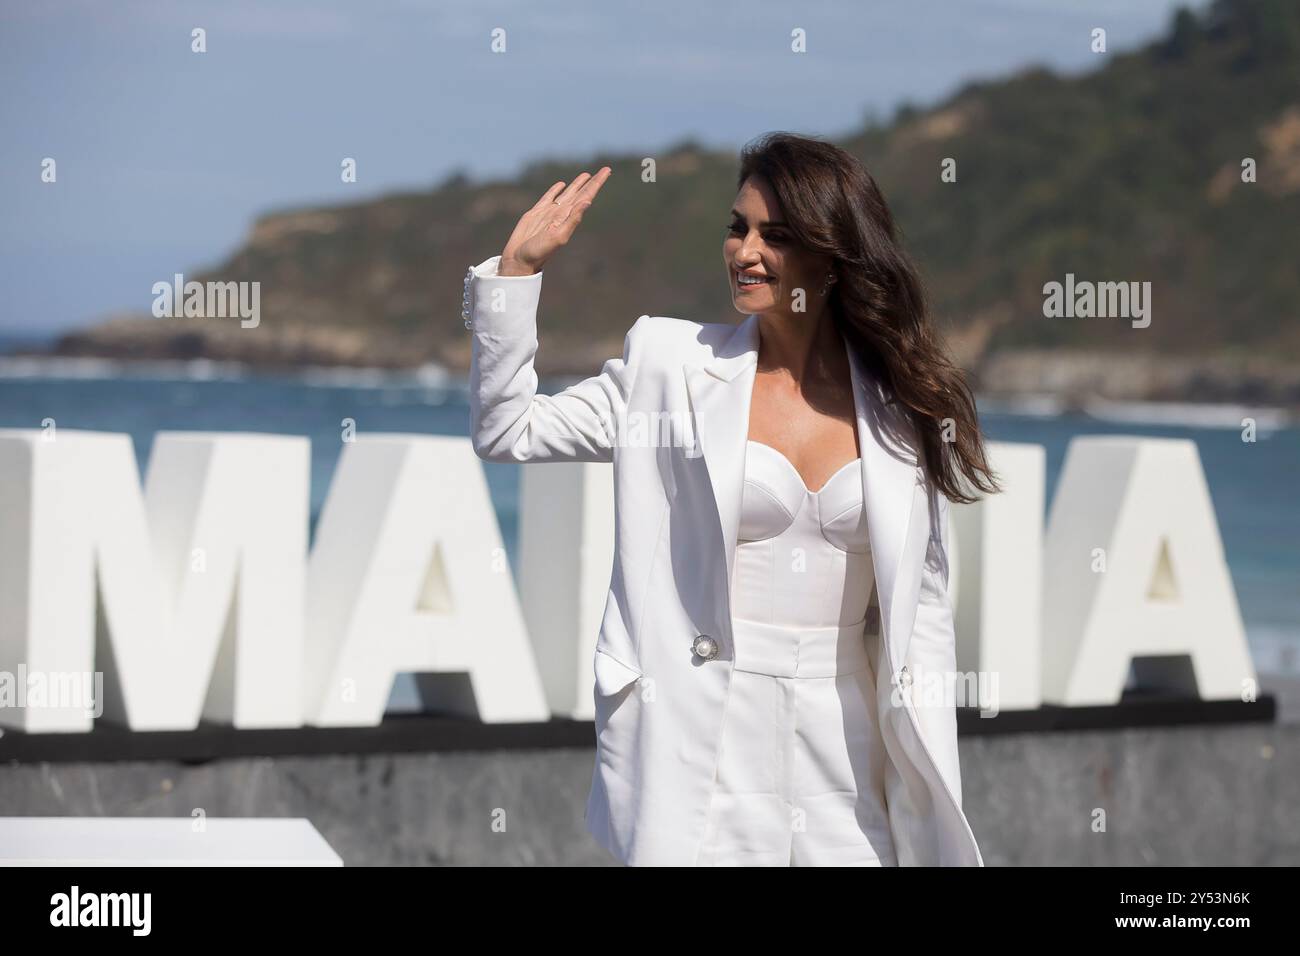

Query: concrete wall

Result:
[3,720,1297,866]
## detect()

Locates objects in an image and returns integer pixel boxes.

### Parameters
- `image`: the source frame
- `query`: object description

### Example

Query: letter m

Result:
[0,430,307,732]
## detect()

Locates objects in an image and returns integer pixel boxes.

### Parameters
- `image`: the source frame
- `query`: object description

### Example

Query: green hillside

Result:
[56,0,1300,382]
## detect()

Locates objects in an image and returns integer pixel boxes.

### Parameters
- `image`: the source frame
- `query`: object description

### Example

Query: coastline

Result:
[7,318,1298,413]
[3,345,1296,428]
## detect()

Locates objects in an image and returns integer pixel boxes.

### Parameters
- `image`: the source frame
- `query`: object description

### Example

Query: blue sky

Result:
[0,0,1208,335]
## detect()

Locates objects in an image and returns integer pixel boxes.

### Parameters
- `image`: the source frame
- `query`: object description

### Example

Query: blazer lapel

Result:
[683,314,927,669]
[683,314,760,610]
[846,344,928,672]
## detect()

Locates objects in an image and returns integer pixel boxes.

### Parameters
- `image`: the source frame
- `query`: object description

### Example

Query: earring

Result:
[821,273,836,295]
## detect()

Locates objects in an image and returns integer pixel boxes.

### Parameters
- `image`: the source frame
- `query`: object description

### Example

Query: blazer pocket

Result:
[593,647,643,697]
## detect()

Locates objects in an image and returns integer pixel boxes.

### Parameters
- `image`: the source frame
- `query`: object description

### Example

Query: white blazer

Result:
[466,254,984,866]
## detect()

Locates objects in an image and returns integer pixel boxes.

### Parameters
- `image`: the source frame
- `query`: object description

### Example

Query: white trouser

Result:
[698,616,897,866]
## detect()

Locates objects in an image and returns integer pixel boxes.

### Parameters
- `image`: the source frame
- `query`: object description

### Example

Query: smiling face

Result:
[724,174,832,317]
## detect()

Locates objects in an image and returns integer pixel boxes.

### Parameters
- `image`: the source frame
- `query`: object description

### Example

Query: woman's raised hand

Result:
[498,167,612,276]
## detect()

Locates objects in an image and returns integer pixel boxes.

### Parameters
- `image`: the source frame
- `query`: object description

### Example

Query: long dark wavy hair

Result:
[737,131,1001,504]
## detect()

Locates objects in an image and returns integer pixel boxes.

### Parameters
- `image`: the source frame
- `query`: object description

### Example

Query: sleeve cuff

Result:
[464,255,544,332]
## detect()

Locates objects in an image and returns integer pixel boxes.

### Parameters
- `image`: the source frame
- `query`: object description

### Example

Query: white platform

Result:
[0,817,343,866]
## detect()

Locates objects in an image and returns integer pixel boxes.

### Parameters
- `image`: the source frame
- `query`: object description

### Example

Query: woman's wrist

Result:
[498,256,539,277]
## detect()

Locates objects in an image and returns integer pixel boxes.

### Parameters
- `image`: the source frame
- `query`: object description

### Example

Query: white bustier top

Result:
[732,440,875,629]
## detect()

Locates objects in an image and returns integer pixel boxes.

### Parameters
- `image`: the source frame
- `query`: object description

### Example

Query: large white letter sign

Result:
[518,461,615,720]
[304,435,550,726]
[951,441,1046,711]
[1042,436,1256,705]
[0,430,307,732]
